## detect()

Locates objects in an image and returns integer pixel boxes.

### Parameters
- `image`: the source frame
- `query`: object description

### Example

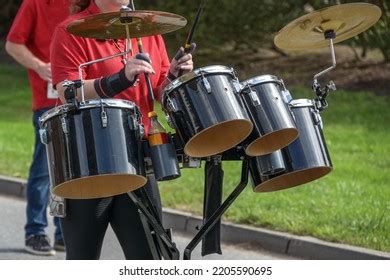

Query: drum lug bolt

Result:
[165,115,175,129]
[167,98,179,112]
[250,90,261,106]
[312,110,324,129]
[101,110,108,128]
[139,125,145,140]
[232,79,242,93]
[61,116,69,134]
[201,72,212,93]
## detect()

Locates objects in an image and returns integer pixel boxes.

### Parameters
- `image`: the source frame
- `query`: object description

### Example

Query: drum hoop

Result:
[241,75,282,88]
[162,65,235,101]
[289,99,315,108]
[39,99,138,125]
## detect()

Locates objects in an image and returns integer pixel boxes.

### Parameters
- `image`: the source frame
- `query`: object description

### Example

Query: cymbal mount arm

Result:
[312,30,337,111]
[77,48,132,102]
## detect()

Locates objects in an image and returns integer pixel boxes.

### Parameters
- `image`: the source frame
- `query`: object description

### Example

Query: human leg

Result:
[60,198,112,259]
[110,176,162,260]
[25,109,50,237]
[25,108,57,255]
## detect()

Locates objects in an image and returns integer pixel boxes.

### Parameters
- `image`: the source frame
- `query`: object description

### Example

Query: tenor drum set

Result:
[39,2,382,259]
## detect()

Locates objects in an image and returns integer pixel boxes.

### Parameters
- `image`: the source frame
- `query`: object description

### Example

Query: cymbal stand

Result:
[76,8,133,103]
[312,30,337,111]
[183,159,250,260]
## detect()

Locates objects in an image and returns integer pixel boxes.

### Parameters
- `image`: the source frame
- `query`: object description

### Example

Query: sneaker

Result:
[54,238,66,252]
[25,235,55,256]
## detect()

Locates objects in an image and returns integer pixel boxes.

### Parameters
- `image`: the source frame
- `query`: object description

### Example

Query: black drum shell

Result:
[40,101,146,199]
[249,100,332,192]
[162,65,253,158]
[241,75,298,156]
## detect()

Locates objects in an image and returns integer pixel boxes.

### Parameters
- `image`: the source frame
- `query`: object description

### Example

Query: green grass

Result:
[0,63,389,252]
[0,65,34,177]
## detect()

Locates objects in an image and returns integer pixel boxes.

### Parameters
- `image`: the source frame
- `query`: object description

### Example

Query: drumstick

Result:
[136,38,155,102]
[174,0,205,74]
[126,0,155,101]
[175,0,204,59]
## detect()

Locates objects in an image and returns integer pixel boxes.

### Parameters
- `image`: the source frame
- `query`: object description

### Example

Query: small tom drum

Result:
[240,75,298,156]
[39,99,147,199]
[249,99,332,192]
[162,65,253,158]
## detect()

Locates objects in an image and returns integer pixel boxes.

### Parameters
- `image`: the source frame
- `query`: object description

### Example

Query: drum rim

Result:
[39,98,138,125]
[162,65,235,100]
[52,173,148,199]
[253,165,333,193]
[241,74,283,88]
[183,118,253,158]
[290,98,316,108]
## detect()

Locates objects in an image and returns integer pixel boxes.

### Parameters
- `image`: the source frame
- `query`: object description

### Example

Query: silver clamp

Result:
[49,192,66,218]
[178,154,201,169]
[39,129,49,145]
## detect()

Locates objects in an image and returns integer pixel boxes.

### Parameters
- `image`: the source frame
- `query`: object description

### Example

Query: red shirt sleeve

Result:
[51,24,89,87]
[6,0,36,44]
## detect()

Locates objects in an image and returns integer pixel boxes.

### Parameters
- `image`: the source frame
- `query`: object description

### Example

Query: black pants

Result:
[60,176,162,260]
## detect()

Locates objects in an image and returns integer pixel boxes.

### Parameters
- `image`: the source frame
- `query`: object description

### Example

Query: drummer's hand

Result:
[124,53,155,82]
[36,62,52,82]
[169,43,196,78]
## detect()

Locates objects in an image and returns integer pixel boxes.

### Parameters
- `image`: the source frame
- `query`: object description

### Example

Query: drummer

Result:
[50,0,194,259]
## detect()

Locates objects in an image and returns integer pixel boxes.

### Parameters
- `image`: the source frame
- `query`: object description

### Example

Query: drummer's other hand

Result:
[124,53,155,82]
[170,43,196,78]
[36,62,52,82]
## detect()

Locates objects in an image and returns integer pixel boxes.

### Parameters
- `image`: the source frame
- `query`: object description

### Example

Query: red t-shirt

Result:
[51,2,170,134]
[6,0,69,111]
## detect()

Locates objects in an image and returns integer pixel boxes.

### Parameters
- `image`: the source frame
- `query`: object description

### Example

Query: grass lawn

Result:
[0,63,389,252]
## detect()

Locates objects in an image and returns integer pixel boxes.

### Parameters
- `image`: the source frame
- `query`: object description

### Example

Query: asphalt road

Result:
[0,194,295,260]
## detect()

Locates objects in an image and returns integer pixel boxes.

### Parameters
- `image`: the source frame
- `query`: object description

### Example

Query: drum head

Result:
[52,174,147,199]
[253,166,332,192]
[245,128,298,156]
[184,119,253,158]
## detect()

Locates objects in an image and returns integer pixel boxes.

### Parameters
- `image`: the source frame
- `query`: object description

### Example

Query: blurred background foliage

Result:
[137,0,389,60]
[1,0,388,61]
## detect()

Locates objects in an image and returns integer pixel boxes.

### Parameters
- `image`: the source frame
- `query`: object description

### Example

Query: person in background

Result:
[5,0,69,256]
[50,0,194,259]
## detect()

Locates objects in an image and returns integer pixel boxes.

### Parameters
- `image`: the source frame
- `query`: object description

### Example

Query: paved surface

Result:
[0,194,295,260]
[1,175,389,260]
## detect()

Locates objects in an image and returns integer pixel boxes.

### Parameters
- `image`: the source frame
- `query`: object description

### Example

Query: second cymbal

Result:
[274,3,382,51]
[67,10,187,39]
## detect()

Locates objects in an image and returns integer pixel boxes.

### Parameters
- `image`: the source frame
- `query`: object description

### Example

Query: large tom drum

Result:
[39,99,147,199]
[240,75,298,156]
[249,99,332,192]
[162,65,253,158]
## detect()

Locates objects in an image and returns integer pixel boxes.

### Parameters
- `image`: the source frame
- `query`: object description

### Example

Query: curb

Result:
[1,175,389,260]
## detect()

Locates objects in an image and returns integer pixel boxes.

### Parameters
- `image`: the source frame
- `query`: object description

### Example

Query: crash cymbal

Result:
[67,10,187,39]
[274,3,382,51]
